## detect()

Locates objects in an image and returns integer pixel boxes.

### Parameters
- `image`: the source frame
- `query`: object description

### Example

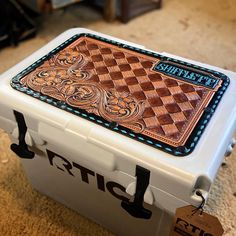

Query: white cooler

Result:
[0,28,236,236]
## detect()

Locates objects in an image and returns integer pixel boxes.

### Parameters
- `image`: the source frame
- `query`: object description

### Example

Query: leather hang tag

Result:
[169,205,224,236]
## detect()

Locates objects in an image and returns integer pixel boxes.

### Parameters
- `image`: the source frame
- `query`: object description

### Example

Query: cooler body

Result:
[0,28,236,236]
[19,150,172,236]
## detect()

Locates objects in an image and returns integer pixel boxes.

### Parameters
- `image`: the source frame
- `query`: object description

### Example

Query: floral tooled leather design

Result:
[21,47,145,126]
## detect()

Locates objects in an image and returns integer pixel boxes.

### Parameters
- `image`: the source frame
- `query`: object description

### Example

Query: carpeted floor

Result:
[0,0,236,235]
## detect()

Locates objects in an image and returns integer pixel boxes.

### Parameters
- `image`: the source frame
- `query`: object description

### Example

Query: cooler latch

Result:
[10,110,35,159]
[121,165,152,219]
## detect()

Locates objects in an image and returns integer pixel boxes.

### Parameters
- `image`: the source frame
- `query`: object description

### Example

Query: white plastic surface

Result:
[0,28,236,203]
[0,28,236,236]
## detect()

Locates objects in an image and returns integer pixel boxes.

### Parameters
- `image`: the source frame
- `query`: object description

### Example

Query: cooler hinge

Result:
[10,110,35,159]
[121,165,152,219]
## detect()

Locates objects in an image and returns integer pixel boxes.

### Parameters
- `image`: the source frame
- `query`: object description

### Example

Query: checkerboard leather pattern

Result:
[72,37,213,147]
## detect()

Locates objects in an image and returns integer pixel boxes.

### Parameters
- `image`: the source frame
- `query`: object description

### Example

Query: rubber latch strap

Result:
[121,165,152,219]
[10,110,35,159]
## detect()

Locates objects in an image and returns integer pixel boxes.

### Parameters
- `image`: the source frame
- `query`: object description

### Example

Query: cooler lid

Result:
[10,33,229,156]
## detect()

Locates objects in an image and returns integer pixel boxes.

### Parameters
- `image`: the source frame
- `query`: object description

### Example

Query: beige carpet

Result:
[0,0,236,235]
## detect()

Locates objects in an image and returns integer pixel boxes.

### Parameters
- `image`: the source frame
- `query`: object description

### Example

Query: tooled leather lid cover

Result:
[11,33,230,156]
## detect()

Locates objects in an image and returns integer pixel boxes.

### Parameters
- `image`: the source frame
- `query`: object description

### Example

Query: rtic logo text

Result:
[175,218,213,236]
[46,149,129,202]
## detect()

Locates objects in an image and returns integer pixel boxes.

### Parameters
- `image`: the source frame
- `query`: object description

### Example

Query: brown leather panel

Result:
[20,36,218,147]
